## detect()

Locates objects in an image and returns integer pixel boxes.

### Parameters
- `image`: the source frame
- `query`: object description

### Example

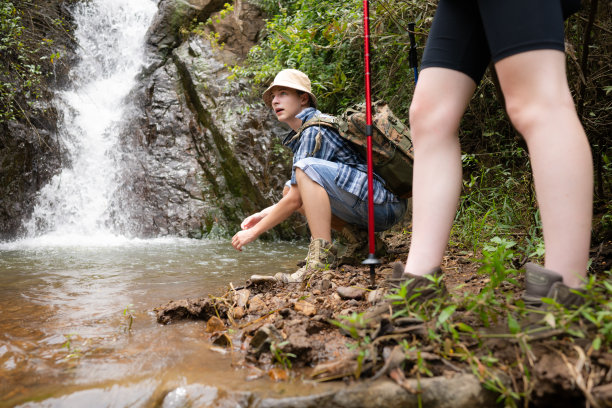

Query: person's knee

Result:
[505,91,575,139]
[409,95,461,146]
[284,183,303,210]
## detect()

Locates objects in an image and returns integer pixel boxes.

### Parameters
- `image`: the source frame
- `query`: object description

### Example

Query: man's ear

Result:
[300,92,310,108]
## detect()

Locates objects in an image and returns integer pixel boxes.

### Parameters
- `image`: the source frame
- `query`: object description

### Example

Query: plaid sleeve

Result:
[290,126,336,184]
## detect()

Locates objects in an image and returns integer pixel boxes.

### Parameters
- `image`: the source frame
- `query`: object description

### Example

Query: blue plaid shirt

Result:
[283,107,398,204]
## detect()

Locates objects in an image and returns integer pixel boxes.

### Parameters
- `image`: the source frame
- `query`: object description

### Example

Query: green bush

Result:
[0,0,72,124]
[0,0,42,122]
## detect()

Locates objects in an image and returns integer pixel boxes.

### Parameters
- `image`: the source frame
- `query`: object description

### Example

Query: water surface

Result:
[0,237,342,407]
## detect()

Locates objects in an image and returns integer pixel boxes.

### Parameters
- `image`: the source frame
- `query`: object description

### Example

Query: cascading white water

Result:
[23,0,157,242]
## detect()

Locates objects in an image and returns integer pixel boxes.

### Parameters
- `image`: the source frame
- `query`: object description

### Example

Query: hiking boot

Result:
[546,281,587,309]
[522,263,586,309]
[335,225,387,266]
[337,263,443,340]
[275,238,337,284]
[522,263,563,307]
[387,262,446,301]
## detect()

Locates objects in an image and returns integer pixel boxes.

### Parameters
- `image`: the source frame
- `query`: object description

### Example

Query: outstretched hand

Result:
[241,212,265,230]
[231,229,258,251]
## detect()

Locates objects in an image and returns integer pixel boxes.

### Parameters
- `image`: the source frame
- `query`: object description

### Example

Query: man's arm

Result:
[231,185,302,251]
[240,185,293,230]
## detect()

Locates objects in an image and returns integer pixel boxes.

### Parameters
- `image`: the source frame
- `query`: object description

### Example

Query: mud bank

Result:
[155,228,612,407]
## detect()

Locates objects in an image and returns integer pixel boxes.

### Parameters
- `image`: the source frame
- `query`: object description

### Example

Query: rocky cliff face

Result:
[0,0,77,240]
[109,0,296,238]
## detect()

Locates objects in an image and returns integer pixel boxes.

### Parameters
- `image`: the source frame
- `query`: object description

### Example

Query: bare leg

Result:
[284,183,345,234]
[495,50,592,288]
[295,168,333,242]
[405,68,477,276]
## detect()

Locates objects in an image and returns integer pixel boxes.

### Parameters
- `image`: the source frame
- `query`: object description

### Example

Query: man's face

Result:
[270,87,308,124]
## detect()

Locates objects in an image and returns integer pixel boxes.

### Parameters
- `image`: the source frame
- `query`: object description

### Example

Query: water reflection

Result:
[0,238,332,407]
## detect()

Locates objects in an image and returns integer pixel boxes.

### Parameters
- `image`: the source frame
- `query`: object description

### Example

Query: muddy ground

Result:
[156,220,612,407]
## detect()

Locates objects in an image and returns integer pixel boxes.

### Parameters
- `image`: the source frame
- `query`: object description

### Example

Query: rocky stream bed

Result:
[155,224,612,408]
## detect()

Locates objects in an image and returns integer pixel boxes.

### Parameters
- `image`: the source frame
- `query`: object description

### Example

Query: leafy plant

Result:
[61,333,82,361]
[330,311,372,378]
[0,0,71,124]
[270,340,296,370]
[122,304,135,333]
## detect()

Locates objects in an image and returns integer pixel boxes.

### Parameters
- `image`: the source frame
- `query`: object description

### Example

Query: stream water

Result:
[0,0,337,406]
[0,237,342,408]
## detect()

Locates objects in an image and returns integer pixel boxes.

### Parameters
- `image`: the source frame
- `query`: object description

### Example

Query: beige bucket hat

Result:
[262,69,317,108]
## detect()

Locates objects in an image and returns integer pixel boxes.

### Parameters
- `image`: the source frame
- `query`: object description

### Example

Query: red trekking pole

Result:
[361,0,380,287]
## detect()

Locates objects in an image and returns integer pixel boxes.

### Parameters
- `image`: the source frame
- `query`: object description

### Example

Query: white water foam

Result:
[21,0,157,245]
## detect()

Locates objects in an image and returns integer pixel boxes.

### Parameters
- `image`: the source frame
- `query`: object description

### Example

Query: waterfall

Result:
[23,0,157,241]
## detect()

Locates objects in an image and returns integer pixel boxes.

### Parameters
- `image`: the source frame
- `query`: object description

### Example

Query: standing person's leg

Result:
[494,50,592,288]
[400,0,489,277]
[404,68,476,276]
[476,0,593,290]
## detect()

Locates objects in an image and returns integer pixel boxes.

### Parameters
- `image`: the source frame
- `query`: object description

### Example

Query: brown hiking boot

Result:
[545,281,587,309]
[335,225,387,266]
[387,262,447,301]
[522,263,586,309]
[275,238,337,284]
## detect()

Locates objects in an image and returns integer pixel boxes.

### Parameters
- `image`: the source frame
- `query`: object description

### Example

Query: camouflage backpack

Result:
[297,101,414,198]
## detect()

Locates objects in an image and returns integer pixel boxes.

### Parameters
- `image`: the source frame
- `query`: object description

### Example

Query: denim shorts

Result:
[292,157,408,231]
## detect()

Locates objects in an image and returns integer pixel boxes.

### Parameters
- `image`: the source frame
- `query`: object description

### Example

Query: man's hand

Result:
[241,212,265,230]
[232,229,258,251]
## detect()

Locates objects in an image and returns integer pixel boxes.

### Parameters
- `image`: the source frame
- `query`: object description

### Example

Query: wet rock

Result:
[336,286,366,299]
[320,279,332,291]
[367,288,386,304]
[294,300,317,317]
[234,289,250,308]
[268,368,289,382]
[249,324,284,357]
[161,384,219,408]
[162,384,252,408]
[245,365,265,381]
[311,356,359,381]
[156,298,222,324]
[232,306,246,320]
[248,295,267,313]
[205,316,226,333]
[212,333,232,347]
[255,375,498,408]
[0,0,78,240]
[112,1,299,238]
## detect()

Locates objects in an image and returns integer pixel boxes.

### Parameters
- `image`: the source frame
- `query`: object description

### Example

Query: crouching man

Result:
[231,69,407,283]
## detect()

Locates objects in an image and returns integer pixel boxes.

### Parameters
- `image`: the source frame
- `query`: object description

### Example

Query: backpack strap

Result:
[288,115,339,156]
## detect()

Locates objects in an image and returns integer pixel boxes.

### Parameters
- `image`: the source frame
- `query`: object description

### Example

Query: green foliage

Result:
[0,0,40,122]
[234,0,361,112]
[122,304,135,333]
[235,0,436,116]
[380,247,611,405]
[270,340,296,369]
[453,152,541,255]
[0,0,70,124]
[61,333,82,361]
[330,311,371,378]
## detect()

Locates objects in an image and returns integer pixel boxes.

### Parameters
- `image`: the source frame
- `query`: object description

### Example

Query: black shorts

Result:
[420,0,581,84]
